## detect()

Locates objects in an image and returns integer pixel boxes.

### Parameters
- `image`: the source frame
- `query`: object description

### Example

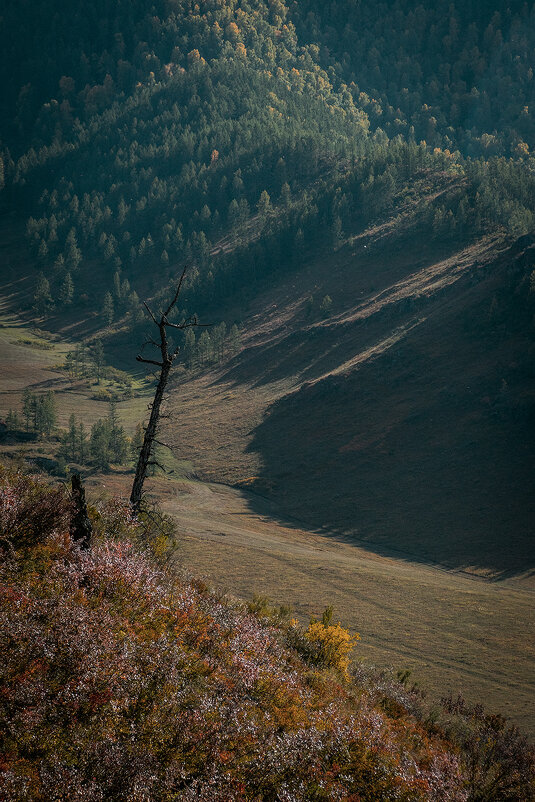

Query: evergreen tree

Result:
[331,216,343,249]
[130,422,144,463]
[67,414,77,460]
[59,272,74,306]
[38,239,48,263]
[228,324,241,354]
[6,409,20,430]
[33,273,53,315]
[59,413,78,462]
[281,181,291,206]
[320,294,333,317]
[257,190,271,218]
[102,292,114,326]
[108,400,128,463]
[22,389,32,431]
[90,419,112,470]
[91,340,105,383]
[198,330,213,365]
[183,328,196,370]
[228,198,240,227]
[66,240,82,271]
[212,322,227,362]
[113,270,122,300]
[78,422,88,464]
[33,391,56,437]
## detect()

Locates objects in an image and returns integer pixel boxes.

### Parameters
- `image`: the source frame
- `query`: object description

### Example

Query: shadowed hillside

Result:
[165,224,535,577]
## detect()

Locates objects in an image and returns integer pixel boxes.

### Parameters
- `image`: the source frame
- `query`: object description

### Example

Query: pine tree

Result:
[320,295,333,317]
[184,328,196,369]
[34,273,53,315]
[212,322,227,362]
[78,422,87,464]
[38,239,49,262]
[91,340,105,383]
[53,254,65,273]
[257,190,271,218]
[281,181,291,206]
[108,400,128,463]
[102,292,114,326]
[90,419,112,470]
[238,198,250,222]
[198,330,213,365]
[22,389,33,431]
[6,409,20,430]
[66,414,78,460]
[113,270,122,300]
[66,241,82,271]
[35,391,56,436]
[331,216,343,249]
[228,324,241,354]
[59,272,74,306]
[228,198,240,227]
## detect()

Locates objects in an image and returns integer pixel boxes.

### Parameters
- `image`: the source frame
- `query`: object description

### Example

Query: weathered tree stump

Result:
[70,473,92,550]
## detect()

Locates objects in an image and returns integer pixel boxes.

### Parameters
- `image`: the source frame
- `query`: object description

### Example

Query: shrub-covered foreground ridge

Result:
[0,468,534,801]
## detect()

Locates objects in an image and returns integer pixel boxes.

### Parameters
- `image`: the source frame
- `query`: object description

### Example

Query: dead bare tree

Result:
[70,473,92,549]
[130,266,202,514]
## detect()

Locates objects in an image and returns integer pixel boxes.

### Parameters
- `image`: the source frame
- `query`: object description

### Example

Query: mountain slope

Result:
[163,206,535,576]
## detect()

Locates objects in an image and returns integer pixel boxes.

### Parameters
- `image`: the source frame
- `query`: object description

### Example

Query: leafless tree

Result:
[130,267,203,514]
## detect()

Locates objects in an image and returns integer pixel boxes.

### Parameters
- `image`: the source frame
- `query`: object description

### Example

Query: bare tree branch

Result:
[130,266,200,514]
[153,438,172,449]
[165,319,214,330]
[143,302,158,325]
[163,264,188,319]
[136,356,164,367]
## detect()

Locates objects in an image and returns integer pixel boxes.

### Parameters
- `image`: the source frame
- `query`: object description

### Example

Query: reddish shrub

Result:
[0,467,69,551]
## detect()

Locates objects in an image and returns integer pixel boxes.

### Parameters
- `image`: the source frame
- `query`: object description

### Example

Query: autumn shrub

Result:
[0,466,69,551]
[440,695,535,801]
[0,470,526,801]
[90,494,177,561]
[303,605,360,679]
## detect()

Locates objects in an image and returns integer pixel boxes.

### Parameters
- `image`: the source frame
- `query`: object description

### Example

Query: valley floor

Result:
[120,476,535,738]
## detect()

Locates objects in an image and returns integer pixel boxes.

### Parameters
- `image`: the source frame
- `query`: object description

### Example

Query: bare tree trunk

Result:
[130,267,205,514]
[130,359,171,513]
[70,473,92,549]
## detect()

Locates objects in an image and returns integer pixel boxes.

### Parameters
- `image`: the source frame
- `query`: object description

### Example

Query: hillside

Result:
[162,204,535,577]
[1,467,534,800]
[0,0,535,761]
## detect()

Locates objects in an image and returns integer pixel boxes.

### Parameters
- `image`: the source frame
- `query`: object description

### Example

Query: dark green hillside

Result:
[294,0,535,157]
[2,0,535,335]
[1,0,372,326]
